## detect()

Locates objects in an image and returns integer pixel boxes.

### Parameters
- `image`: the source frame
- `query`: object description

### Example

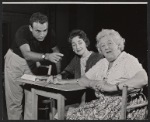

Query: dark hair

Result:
[68,29,90,47]
[29,12,48,27]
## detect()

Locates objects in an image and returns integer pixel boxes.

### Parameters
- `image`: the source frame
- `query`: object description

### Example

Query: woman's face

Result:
[71,36,88,56]
[98,36,121,62]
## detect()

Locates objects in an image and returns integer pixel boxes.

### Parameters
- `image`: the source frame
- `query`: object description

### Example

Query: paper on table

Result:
[21,74,37,81]
[21,74,51,86]
[21,74,48,82]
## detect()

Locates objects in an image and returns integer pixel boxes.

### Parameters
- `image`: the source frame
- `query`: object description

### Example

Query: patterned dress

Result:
[66,52,148,120]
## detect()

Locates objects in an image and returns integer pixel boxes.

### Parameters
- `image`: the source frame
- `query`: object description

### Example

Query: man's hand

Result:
[45,53,64,63]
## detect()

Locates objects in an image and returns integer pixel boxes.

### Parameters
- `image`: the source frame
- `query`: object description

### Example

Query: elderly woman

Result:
[52,29,148,120]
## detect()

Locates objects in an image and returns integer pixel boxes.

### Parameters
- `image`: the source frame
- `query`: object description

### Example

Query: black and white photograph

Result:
[1,1,149,120]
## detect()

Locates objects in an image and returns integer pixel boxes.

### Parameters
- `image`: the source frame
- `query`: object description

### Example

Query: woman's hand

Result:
[78,77,90,87]
[97,82,116,92]
[53,77,68,85]
[53,77,61,84]
[46,75,54,83]
[55,74,62,80]
[46,75,62,84]
[89,81,101,90]
[46,75,67,85]
[93,80,105,91]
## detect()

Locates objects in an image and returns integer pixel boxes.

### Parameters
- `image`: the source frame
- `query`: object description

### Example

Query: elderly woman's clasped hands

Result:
[91,79,117,93]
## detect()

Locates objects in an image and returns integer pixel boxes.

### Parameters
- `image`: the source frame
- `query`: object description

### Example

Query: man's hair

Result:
[29,12,48,27]
[68,29,90,47]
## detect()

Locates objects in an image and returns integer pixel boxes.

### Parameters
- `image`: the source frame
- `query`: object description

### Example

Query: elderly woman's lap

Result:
[66,93,147,120]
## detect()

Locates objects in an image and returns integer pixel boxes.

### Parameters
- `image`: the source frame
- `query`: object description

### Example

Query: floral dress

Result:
[66,52,148,120]
[66,91,147,120]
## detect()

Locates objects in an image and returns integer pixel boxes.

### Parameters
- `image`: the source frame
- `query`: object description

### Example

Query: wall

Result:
[2,4,49,54]
[2,4,147,71]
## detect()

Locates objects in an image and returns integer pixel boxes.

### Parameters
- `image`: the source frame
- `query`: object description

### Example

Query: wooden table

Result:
[19,79,86,120]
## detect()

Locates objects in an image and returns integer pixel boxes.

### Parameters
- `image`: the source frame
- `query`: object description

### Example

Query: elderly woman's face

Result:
[97,36,121,62]
[71,36,88,56]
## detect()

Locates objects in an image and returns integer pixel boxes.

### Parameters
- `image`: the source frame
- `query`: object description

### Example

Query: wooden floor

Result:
[2,87,49,120]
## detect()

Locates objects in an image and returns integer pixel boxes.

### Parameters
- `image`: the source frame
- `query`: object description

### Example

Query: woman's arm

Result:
[52,75,101,87]
[63,56,77,76]
[97,70,148,93]
[53,78,78,85]
[55,56,77,79]
[117,70,148,90]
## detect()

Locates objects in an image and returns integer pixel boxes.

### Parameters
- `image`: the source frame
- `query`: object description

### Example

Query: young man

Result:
[4,12,63,120]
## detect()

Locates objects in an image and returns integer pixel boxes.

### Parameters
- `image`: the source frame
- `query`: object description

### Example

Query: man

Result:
[4,12,63,120]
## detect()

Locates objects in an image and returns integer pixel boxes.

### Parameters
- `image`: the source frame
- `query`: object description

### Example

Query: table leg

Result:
[57,94,65,120]
[31,89,66,120]
[31,88,38,120]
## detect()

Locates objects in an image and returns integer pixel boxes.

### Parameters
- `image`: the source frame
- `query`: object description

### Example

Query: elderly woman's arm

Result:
[117,70,148,90]
[78,76,101,88]
[51,75,101,88]
[98,70,148,93]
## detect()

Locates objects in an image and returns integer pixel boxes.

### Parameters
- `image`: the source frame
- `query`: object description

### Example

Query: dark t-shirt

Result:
[11,25,57,58]
[10,25,57,75]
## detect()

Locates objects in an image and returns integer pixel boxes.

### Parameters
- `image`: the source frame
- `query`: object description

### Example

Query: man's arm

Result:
[20,44,63,63]
[52,46,62,73]
[20,44,44,61]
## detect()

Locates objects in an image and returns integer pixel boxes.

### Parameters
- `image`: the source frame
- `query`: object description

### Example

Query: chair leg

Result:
[121,85,128,120]
[49,99,56,120]
[49,101,53,120]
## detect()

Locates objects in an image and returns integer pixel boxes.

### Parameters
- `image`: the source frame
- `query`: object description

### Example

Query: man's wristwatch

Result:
[42,54,46,60]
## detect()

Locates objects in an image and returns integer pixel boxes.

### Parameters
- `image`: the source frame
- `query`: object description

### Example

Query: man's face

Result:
[29,22,48,41]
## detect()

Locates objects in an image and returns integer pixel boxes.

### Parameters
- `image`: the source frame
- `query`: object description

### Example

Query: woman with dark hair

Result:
[55,29,103,80]
[53,29,103,103]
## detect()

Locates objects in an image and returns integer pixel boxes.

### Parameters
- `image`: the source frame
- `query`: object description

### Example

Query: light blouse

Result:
[85,51,144,85]
[80,51,92,76]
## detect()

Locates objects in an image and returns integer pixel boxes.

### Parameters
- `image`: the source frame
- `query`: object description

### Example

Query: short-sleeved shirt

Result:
[11,25,57,58]
[85,51,144,85]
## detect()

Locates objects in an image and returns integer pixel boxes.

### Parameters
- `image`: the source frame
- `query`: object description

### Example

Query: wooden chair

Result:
[37,65,54,120]
[121,85,148,120]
